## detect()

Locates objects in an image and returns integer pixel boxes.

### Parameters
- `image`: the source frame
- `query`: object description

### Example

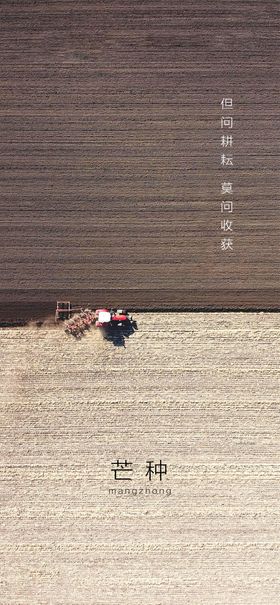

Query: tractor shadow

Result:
[102,319,138,347]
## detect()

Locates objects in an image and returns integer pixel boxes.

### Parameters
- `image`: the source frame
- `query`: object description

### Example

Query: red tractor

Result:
[95,308,137,346]
[95,308,133,328]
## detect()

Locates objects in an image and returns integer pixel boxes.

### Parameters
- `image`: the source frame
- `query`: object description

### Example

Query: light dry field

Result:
[1,312,280,604]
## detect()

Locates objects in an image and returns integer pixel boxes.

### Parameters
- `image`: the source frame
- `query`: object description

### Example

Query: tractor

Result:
[95,308,134,328]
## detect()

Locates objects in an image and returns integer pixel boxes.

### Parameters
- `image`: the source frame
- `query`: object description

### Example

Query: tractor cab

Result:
[95,309,112,327]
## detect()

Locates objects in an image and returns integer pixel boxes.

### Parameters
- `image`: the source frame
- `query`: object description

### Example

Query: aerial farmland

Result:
[0,0,279,603]
[1,312,280,603]
[0,0,279,319]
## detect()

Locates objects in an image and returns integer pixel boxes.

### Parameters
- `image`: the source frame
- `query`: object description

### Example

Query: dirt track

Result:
[1,312,280,603]
[0,0,279,317]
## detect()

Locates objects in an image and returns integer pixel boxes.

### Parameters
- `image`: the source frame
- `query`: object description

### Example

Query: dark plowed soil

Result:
[0,1,279,319]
